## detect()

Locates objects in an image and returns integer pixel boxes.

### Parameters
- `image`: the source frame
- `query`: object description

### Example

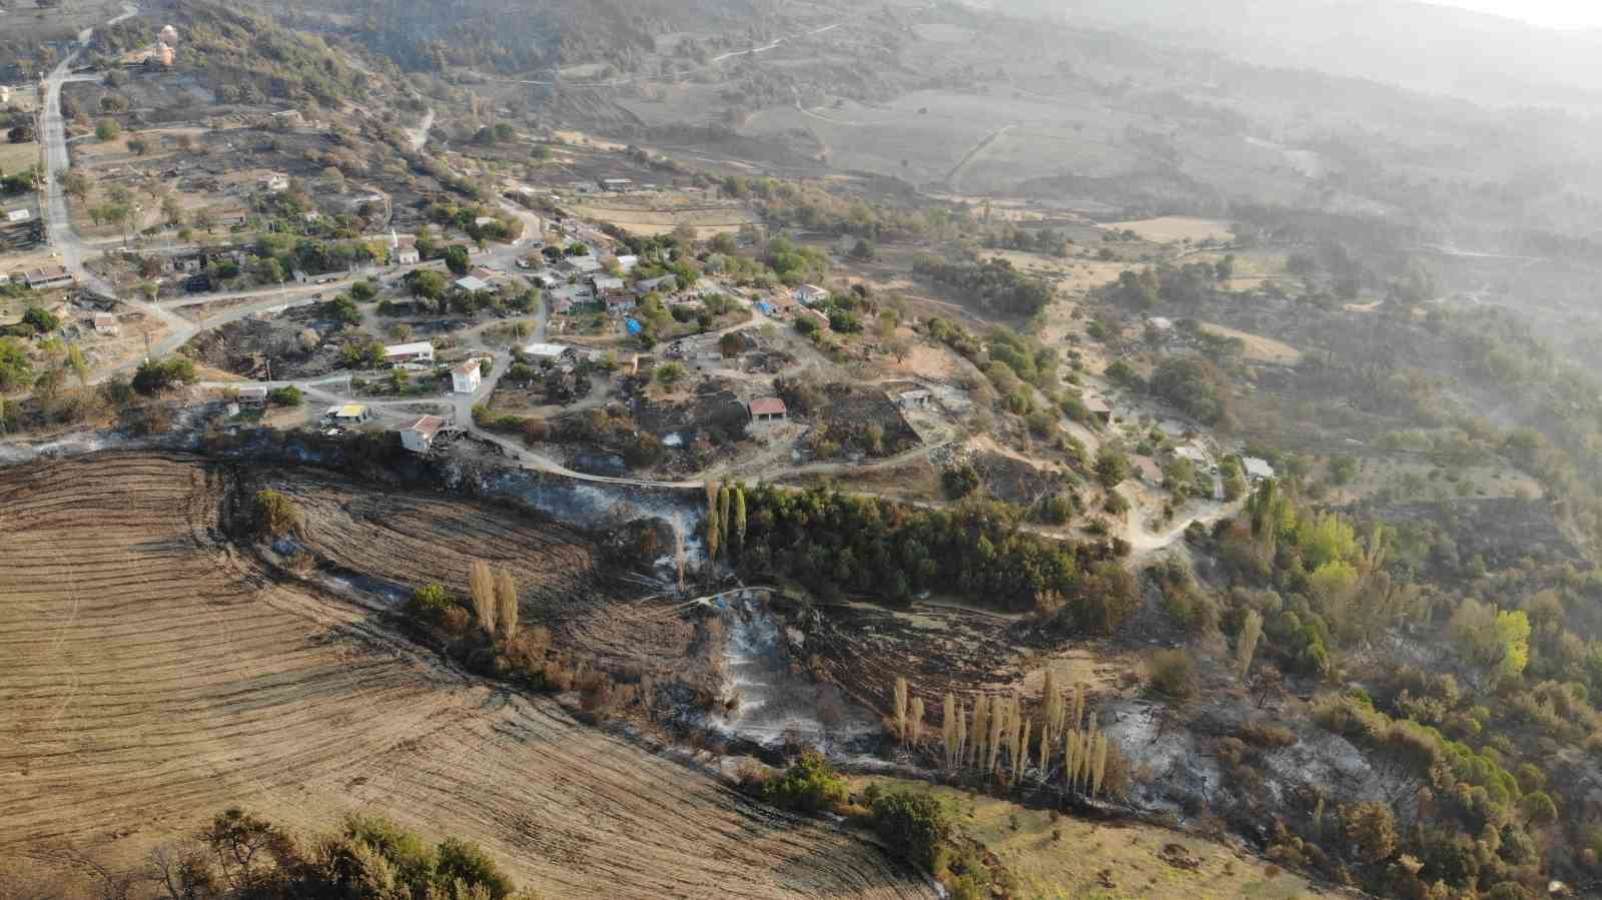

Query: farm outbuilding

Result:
[384,341,434,365]
[326,404,370,425]
[1083,396,1112,425]
[748,397,788,427]
[793,284,829,306]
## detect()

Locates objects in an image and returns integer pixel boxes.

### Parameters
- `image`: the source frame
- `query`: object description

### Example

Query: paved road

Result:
[40,3,193,358]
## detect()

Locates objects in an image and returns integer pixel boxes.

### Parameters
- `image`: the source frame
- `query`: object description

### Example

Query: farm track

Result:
[0,452,934,899]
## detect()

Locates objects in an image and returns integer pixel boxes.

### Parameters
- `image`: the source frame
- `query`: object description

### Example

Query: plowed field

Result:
[0,452,932,898]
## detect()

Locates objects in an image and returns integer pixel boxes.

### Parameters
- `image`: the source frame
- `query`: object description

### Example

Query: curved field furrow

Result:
[0,452,933,899]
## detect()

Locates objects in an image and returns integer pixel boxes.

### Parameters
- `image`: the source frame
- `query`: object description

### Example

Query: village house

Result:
[606,291,638,315]
[454,275,490,293]
[634,274,677,296]
[264,174,290,193]
[1243,456,1277,482]
[23,266,74,290]
[92,313,120,336]
[599,178,634,192]
[798,307,830,331]
[591,274,627,297]
[451,358,484,394]
[383,341,435,365]
[748,397,788,428]
[400,415,447,454]
[546,285,587,315]
[564,255,603,276]
[520,342,574,365]
[237,386,268,407]
[793,284,829,306]
[615,255,639,273]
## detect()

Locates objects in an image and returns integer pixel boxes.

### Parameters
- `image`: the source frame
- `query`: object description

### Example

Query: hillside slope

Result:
[0,452,932,899]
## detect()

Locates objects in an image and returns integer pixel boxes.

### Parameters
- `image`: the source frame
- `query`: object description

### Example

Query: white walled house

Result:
[452,358,484,394]
[401,415,447,453]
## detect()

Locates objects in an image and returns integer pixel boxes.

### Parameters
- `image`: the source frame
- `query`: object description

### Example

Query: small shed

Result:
[327,403,370,425]
[898,389,933,409]
[794,284,829,306]
[455,275,490,293]
[92,312,120,336]
[1083,396,1112,425]
[237,386,268,407]
[749,397,788,426]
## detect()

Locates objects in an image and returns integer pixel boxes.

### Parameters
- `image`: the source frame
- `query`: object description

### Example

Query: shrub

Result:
[132,356,197,395]
[1148,649,1197,700]
[942,463,981,499]
[21,306,58,334]
[435,837,515,898]
[869,789,954,874]
[268,385,303,406]
[761,750,849,813]
[253,489,303,540]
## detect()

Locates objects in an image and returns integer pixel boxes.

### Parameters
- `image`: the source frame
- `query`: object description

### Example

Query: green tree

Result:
[411,270,447,302]
[444,244,471,276]
[1095,446,1129,488]
[1341,802,1398,864]
[22,305,58,334]
[59,170,90,202]
[0,338,34,391]
[95,119,121,142]
[655,362,686,389]
[255,257,284,285]
[869,790,953,874]
[761,751,849,813]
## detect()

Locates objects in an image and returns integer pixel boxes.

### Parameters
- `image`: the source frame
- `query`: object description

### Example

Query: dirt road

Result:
[0,452,935,899]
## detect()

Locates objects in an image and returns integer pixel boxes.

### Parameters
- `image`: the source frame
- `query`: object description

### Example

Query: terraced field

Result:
[0,452,933,898]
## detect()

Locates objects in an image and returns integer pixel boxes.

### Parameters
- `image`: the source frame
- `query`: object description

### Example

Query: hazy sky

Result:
[1428,0,1602,28]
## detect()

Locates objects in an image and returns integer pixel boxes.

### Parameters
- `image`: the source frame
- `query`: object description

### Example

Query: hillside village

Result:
[6,1,1602,899]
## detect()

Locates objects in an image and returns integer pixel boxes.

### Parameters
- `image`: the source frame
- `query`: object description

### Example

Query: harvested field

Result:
[1199,321,1302,364]
[1106,216,1234,244]
[0,452,934,899]
[568,194,759,238]
[0,140,39,176]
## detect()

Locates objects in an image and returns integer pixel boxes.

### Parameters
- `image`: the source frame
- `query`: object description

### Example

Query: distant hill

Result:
[1000,0,1602,109]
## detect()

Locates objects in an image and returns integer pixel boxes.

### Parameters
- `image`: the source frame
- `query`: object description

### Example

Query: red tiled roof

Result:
[749,397,787,416]
[407,414,446,438]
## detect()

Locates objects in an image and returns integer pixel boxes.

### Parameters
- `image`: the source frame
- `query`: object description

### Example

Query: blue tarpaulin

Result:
[625,318,643,335]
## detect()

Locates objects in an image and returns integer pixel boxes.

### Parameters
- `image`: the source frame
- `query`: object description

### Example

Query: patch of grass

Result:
[853,778,1325,900]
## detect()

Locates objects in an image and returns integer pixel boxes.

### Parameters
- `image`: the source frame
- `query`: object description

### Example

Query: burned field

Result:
[0,451,933,898]
[182,314,346,380]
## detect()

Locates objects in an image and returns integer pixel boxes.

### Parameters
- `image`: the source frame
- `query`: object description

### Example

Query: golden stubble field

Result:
[0,452,933,899]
